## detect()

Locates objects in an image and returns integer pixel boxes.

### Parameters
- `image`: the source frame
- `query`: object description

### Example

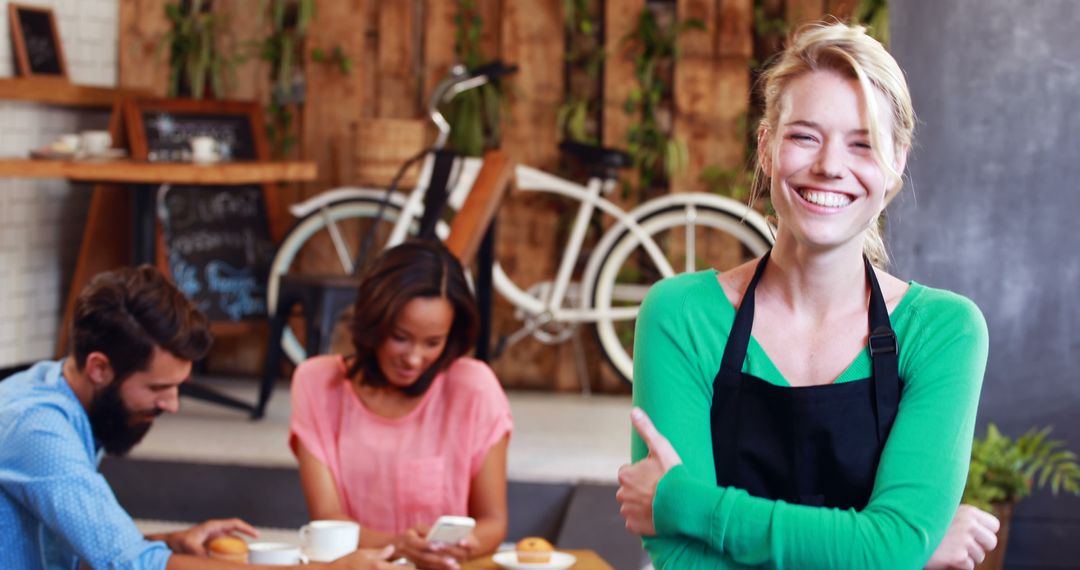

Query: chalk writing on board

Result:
[142,111,254,162]
[11,7,64,76]
[159,185,274,321]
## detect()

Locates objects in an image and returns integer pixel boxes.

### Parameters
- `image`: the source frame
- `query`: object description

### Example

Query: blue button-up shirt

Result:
[0,360,172,570]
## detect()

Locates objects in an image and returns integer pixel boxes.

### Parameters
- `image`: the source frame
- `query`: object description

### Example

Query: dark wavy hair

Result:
[71,265,212,382]
[348,240,479,397]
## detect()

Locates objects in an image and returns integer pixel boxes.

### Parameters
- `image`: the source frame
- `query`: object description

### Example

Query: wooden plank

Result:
[302,0,368,192]
[445,150,513,266]
[678,0,717,58]
[602,0,645,151]
[500,0,562,168]
[826,0,858,20]
[717,0,754,58]
[477,0,502,61]
[785,0,826,27]
[214,1,270,104]
[117,0,170,96]
[377,0,419,118]
[423,0,458,107]
[494,0,570,390]
[0,159,317,185]
[0,77,147,108]
[674,0,719,193]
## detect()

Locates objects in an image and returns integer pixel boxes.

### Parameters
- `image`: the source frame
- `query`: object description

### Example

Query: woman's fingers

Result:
[630,408,682,471]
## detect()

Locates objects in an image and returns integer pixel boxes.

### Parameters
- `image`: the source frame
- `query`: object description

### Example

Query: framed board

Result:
[125,98,276,321]
[8,3,67,78]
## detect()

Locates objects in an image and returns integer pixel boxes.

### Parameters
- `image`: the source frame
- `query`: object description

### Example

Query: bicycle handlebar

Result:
[428,60,518,150]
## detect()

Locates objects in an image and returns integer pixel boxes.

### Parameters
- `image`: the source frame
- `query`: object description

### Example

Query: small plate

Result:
[492,551,577,570]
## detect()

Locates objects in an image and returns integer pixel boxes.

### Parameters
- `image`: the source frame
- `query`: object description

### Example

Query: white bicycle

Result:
[267,62,774,383]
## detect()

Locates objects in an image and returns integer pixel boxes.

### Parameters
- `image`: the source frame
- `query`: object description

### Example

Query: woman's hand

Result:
[394,524,468,570]
[924,504,1000,569]
[616,408,683,537]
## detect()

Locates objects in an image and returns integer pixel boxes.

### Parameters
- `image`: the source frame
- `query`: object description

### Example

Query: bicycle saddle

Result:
[558,141,633,170]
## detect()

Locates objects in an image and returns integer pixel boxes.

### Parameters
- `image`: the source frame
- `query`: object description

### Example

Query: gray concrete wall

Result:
[889,2,1080,566]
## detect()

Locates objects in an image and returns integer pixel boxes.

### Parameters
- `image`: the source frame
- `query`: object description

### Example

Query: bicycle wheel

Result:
[589,198,774,383]
[267,195,414,365]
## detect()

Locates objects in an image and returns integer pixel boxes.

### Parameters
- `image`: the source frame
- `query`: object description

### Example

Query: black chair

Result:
[256,274,362,419]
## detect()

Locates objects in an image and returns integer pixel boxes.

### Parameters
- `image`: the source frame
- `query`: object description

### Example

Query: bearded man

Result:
[0,266,391,570]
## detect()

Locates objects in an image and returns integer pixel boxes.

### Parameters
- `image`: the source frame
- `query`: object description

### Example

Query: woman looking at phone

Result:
[617,22,999,569]
[290,240,512,570]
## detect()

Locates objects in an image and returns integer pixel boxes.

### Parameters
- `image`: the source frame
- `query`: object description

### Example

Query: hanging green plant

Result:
[854,0,889,45]
[557,0,605,143]
[161,0,241,99]
[443,0,505,157]
[621,7,703,199]
[253,0,318,158]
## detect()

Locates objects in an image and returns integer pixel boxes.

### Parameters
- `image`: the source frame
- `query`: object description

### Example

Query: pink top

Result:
[289,355,513,535]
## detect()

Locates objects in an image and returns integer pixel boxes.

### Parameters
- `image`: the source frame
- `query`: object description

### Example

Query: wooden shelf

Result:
[0,77,149,109]
[0,158,318,184]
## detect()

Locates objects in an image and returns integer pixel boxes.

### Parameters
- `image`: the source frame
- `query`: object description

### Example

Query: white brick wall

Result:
[0,0,118,367]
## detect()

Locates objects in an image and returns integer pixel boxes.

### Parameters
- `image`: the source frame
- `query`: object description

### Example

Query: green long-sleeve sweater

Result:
[631,270,989,569]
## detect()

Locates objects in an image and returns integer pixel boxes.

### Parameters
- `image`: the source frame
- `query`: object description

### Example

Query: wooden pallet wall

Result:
[117,0,861,389]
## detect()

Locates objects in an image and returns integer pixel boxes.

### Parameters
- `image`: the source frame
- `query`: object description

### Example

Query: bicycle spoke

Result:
[685,203,697,273]
[320,206,356,274]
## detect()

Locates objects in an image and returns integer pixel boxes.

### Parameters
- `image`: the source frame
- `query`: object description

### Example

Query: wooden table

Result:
[462,550,614,570]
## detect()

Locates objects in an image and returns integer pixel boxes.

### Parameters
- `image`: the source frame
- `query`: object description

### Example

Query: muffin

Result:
[207,535,249,564]
[516,537,554,564]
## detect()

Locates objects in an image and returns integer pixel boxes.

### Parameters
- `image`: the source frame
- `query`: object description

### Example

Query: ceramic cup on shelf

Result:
[189,135,220,164]
[57,134,81,153]
[299,520,360,562]
[80,130,112,156]
[248,542,308,566]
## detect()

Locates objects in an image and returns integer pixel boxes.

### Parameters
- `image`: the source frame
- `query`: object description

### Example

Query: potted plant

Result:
[963,423,1080,570]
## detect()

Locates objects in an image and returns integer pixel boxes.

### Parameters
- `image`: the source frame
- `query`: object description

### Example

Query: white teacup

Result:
[248,542,307,566]
[189,135,220,163]
[80,130,112,156]
[300,520,360,562]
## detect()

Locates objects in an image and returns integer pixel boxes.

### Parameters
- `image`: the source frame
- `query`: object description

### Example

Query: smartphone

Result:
[425,515,476,545]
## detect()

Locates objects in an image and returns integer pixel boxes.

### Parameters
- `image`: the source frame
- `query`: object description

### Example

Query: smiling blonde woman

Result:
[616,22,998,570]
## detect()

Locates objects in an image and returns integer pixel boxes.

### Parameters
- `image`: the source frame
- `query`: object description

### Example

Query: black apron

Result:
[710,251,901,509]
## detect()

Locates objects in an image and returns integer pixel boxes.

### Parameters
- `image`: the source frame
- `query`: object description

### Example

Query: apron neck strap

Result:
[719,251,771,374]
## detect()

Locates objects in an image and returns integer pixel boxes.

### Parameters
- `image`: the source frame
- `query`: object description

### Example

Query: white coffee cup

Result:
[299,520,360,562]
[80,130,112,156]
[189,135,219,163]
[248,542,307,566]
[57,134,81,153]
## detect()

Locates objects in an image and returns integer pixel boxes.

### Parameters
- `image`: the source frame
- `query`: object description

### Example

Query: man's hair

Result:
[71,265,212,382]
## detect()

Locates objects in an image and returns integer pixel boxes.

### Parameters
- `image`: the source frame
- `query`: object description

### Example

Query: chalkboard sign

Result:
[126,98,275,321]
[8,4,67,78]
[158,185,275,321]
[125,99,266,163]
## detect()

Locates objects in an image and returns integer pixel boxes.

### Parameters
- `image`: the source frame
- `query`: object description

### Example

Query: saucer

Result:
[492,551,577,570]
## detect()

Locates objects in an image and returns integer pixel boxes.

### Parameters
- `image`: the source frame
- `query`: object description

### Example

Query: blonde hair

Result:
[752,21,915,267]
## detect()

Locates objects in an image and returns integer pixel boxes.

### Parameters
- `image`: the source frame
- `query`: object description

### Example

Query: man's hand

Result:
[925,504,1000,570]
[616,408,683,537]
[162,518,258,556]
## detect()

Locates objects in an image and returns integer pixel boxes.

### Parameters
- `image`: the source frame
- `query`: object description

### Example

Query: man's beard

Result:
[87,382,160,456]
